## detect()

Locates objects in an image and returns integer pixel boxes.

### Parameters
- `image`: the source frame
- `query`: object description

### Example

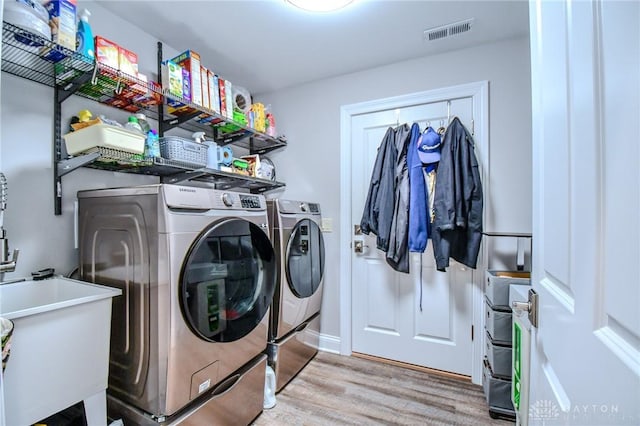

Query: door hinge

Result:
[471,325,474,341]
[471,119,475,136]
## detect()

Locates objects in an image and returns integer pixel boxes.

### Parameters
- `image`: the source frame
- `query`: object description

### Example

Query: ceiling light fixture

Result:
[285,0,355,13]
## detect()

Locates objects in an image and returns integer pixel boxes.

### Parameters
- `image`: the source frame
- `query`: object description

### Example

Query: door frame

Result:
[339,81,489,384]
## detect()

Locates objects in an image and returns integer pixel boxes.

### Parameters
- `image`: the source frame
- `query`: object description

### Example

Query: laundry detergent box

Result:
[118,46,139,79]
[171,50,203,107]
[161,60,197,115]
[224,79,233,119]
[95,36,120,71]
[41,0,77,61]
[208,70,221,115]
[161,60,184,101]
[218,77,227,117]
[200,66,210,110]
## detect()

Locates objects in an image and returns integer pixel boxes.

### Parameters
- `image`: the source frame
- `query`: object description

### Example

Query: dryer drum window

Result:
[180,218,276,343]
[286,219,325,298]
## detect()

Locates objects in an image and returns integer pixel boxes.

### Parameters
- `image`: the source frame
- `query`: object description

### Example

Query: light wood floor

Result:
[253,351,514,426]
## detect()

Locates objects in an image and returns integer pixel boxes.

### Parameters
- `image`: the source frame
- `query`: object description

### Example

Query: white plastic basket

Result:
[159,136,207,167]
[63,124,145,155]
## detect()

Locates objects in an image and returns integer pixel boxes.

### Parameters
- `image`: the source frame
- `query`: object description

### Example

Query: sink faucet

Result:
[0,230,19,280]
[0,173,19,282]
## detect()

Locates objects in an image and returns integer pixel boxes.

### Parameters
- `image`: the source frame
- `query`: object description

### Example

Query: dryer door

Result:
[285,219,325,298]
[180,218,276,343]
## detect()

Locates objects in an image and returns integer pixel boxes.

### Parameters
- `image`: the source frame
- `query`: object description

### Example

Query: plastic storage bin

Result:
[63,124,145,155]
[159,136,208,167]
[485,332,512,379]
[486,300,512,344]
[485,270,531,308]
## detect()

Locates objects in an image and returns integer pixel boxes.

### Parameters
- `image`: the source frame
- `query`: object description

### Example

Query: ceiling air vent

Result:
[424,18,474,41]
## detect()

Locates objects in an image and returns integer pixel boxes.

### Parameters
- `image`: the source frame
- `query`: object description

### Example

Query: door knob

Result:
[512,288,539,327]
[354,240,368,254]
[512,301,531,311]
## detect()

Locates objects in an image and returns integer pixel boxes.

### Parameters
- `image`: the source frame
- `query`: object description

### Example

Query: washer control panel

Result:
[222,192,235,207]
[239,194,262,209]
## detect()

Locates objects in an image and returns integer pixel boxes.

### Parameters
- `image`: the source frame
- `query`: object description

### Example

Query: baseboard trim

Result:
[351,352,472,382]
[318,333,341,354]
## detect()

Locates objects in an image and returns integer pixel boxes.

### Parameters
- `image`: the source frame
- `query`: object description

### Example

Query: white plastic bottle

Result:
[192,131,219,169]
[263,365,276,409]
[125,116,143,134]
[135,113,151,134]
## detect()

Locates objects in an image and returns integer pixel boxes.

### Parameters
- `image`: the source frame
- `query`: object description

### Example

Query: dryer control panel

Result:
[276,199,322,215]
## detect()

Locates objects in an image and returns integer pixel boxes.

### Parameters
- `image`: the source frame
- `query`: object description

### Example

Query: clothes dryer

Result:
[78,184,276,424]
[266,199,325,392]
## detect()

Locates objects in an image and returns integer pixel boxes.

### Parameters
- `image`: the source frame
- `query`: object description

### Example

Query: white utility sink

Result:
[0,276,121,426]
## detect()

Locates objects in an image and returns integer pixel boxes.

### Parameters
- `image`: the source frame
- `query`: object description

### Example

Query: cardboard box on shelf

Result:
[161,61,193,114]
[208,71,221,115]
[181,68,191,103]
[171,50,203,106]
[200,66,210,110]
[95,36,119,70]
[118,46,139,79]
[224,79,233,119]
[161,60,184,100]
[133,80,162,107]
[219,77,227,117]
[119,72,148,100]
[42,0,77,50]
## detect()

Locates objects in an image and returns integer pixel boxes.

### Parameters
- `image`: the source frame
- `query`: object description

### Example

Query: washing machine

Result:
[77,184,276,425]
[266,199,325,392]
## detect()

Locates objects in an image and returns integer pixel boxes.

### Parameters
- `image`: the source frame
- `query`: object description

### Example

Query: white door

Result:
[350,97,476,375]
[528,0,640,424]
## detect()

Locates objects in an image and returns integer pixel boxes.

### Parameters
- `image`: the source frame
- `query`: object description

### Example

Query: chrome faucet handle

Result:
[0,248,19,270]
[7,248,18,264]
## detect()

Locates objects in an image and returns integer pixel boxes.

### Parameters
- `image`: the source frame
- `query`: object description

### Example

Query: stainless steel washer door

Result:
[180,218,276,343]
[285,219,325,298]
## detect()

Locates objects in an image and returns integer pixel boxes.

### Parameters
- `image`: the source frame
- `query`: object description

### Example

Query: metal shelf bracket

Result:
[57,152,101,177]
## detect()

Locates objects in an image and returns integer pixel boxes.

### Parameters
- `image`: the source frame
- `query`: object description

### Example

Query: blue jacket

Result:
[408,127,429,253]
[431,117,483,271]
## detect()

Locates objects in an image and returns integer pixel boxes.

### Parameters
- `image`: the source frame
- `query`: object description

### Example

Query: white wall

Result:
[0,1,189,279]
[257,36,532,340]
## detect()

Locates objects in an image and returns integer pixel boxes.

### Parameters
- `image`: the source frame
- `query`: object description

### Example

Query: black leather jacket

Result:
[431,117,483,271]
[360,127,397,252]
[386,124,414,273]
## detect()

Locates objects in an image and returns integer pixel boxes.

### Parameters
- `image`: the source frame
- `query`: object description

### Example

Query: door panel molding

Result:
[339,81,488,384]
[530,0,640,423]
